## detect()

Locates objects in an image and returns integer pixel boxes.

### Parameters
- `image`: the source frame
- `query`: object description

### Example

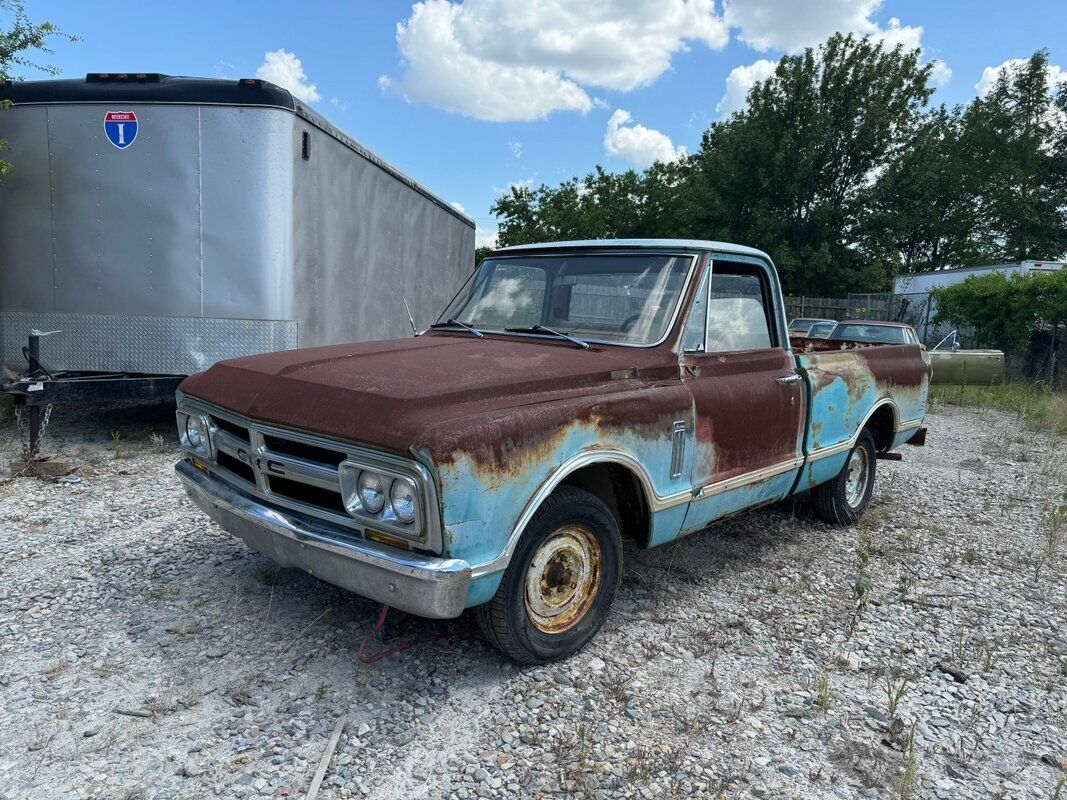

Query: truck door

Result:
[678,257,806,534]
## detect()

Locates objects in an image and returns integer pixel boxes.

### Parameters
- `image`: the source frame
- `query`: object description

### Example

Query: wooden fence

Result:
[784,293,894,322]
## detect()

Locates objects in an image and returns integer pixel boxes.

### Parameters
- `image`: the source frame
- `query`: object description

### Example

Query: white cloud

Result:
[869,16,922,51]
[509,140,523,158]
[381,0,728,121]
[724,0,921,54]
[716,3,949,109]
[975,58,1066,96]
[329,97,347,112]
[450,201,467,213]
[716,58,777,116]
[476,227,499,249]
[256,49,321,103]
[929,60,952,87]
[603,109,686,168]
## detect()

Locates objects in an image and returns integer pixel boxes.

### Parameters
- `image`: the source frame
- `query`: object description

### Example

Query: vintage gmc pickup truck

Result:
[175,239,930,663]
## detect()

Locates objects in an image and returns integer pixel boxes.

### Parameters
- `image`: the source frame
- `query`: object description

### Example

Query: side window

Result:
[706,264,774,352]
[681,267,710,352]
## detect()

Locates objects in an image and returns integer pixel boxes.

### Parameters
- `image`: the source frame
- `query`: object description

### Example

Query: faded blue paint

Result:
[647,503,691,547]
[678,471,797,535]
[434,355,929,609]
[432,413,692,572]
[466,573,504,606]
[797,451,848,490]
[891,428,919,449]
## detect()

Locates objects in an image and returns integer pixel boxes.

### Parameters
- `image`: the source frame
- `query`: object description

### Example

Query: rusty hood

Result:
[178,332,676,455]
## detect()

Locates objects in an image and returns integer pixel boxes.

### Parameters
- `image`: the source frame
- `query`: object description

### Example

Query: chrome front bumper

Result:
[176,460,471,618]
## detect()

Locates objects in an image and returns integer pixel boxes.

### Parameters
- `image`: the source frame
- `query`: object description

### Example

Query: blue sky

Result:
[14,0,1067,246]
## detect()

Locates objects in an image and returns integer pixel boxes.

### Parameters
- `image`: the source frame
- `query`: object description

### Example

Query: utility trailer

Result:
[0,73,474,457]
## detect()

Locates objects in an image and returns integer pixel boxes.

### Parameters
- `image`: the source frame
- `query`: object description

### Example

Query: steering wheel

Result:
[621,313,642,332]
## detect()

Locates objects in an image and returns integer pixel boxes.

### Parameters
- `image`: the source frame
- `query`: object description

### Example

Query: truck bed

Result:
[792,340,929,489]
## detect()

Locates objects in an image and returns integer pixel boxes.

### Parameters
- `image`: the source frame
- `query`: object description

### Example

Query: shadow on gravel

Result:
[35,399,177,443]
[141,501,818,682]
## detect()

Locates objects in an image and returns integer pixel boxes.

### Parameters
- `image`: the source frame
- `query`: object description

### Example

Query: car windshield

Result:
[436,253,694,345]
[829,324,907,344]
[809,322,836,338]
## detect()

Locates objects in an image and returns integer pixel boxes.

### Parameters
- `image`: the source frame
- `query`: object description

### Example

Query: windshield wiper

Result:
[505,324,589,350]
[429,318,484,338]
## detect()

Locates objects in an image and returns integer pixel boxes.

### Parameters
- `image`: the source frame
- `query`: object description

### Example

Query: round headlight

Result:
[185,415,207,450]
[357,471,386,513]
[390,479,417,523]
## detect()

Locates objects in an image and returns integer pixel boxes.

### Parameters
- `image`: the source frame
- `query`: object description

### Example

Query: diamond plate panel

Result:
[1,312,298,375]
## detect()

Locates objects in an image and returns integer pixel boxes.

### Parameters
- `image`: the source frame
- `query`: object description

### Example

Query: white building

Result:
[895,260,1064,296]
[894,260,1064,344]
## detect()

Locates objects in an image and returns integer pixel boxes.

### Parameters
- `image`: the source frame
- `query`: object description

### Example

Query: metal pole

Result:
[27,331,42,374]
[28,404,41,458]
[23,332,44,458]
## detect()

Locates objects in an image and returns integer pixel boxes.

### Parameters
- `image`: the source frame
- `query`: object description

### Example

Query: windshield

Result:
[809,322,836,338]
[829,323,907,344]
[437,254,694,345]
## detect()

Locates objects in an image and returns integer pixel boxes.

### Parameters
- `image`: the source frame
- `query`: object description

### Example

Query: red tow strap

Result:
[356,604,475,663]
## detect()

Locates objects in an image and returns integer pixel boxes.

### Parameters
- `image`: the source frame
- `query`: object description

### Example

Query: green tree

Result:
[863,106,986,274]
[689,33,933,296]
[931,269,1067,351]
[0,1,76,182]
[492,162,691,248]
[960,51,1067,261]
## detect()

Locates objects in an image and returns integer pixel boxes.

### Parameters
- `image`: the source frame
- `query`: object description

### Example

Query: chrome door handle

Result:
[777,373,802,384]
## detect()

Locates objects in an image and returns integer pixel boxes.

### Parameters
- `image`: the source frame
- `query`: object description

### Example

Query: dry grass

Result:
[929,382,1067,437]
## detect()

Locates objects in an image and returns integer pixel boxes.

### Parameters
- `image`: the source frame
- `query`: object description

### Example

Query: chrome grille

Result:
[181,402,441,553]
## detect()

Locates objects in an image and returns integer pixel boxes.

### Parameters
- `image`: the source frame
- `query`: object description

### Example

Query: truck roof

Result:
[493,239,772,260]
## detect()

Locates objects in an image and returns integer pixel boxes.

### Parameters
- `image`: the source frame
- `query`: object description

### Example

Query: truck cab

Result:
[175,239,929,662]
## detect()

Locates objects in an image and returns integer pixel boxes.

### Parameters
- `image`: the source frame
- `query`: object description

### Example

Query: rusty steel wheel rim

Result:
[524,525,602,634]
[845,445,870,508]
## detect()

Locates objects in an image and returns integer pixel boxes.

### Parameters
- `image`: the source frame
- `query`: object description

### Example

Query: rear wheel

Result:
[811,430,877,525]
[475,486,622,664]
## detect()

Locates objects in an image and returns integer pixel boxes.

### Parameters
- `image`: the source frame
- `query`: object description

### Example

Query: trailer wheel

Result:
[475,486,622,664]
[811,430,877,525]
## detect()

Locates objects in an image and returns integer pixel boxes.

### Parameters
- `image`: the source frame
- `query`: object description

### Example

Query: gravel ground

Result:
[0,401,1064,800]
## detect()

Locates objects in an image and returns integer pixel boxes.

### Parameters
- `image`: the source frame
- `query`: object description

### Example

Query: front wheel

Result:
[811,430,877,525]
[475,486,622,664]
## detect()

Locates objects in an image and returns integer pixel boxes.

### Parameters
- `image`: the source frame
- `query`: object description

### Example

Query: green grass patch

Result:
[929,382,1067,437]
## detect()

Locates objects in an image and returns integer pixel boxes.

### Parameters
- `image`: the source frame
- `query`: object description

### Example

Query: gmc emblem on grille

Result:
[254,457,286,476]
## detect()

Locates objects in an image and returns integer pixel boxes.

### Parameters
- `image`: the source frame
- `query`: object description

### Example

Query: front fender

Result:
[417,384,694,601]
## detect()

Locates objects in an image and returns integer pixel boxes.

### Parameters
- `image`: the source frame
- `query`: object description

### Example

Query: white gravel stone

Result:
[0,401,1064,799]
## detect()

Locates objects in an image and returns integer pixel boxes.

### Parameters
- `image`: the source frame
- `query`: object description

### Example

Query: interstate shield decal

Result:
[103,111,138,149]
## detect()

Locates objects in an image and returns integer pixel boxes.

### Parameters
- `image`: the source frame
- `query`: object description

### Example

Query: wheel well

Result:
[558,462,651,547]
[865,404,896,452]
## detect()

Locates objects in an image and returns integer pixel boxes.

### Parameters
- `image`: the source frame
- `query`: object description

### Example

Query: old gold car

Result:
[928,330,1005,385]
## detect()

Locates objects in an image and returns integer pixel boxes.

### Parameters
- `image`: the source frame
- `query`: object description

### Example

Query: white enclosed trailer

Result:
[0,73,474,380]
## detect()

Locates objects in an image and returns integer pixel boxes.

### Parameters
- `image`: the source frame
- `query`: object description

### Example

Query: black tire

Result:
[811,430,877,525]
[475,486,622,664]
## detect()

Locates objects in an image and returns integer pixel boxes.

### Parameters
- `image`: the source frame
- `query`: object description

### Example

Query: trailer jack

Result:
[2,330,183,477]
